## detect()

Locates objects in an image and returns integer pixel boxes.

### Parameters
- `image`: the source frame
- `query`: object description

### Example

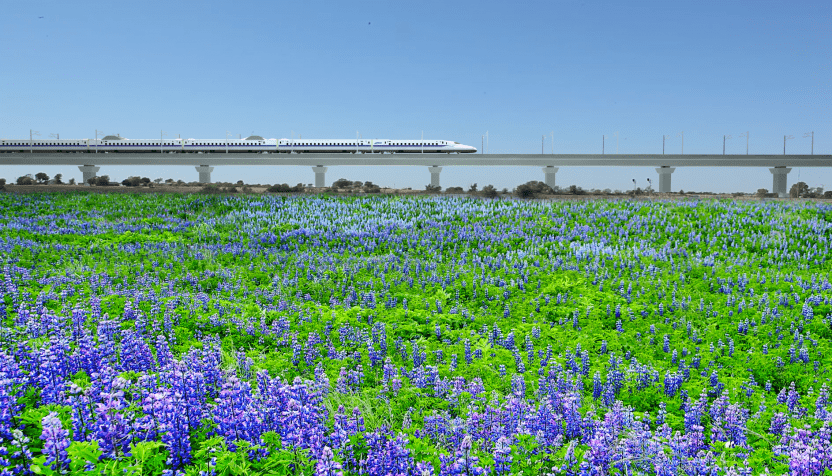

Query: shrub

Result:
[17,175,35,185]
[468,183,478,193]
[568,184,585,195]
[88,175,111,186]
[515,181,554,199]
[332,178,353,189]
[121,176,144,187]
[481,185,498,198]
[0,178,5,191]
[445,186,464,194]
[267,184,292,193]
[54,174,63,185]
[824,191,832,199]
[425,184,442,193]
[69,178,76,185]
[267,183,305,193]
[789,181,809,198]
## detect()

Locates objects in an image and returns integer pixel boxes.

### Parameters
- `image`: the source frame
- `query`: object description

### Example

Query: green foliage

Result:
[3,193,832,474]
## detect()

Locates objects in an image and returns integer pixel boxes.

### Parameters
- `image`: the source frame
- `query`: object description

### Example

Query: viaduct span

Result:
[2,153,831,197]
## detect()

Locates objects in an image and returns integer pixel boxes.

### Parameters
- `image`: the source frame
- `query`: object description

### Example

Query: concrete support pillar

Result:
[429,166,442,188]
[195,165,214,184]
[769,167,792,198]
[312,166,327,188]
[655,166,676,193]
[542,166,558,188]
[78,165,100,184]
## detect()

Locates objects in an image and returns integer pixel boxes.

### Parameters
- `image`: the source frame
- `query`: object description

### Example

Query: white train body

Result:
[0,137,477,154]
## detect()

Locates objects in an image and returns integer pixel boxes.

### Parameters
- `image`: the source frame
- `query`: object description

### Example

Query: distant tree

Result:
[481,185,498,198]
[92,175,111,186]
[332,178,352,189]
[53,173,63,184]
[154,178,163,184]
[568,184,586,195]
[602,188,611,195]
[68,178,76,185]
[468,183,478,193]
[515,184,536,199]
[0,178,5,191]
[165,178,175,184]
[515,181,554,198]
[17,175,35,185]
[236,180,244,186]
[267,183,304,193]
[121,176,143,187]
[35,172,49,184]
[825,191,832,199]
[200,184,222,194]
[756,188,769,198]
[425,184,442,193]
[789,181,809,198]
[363,183,381,194]
[141,177,151,185]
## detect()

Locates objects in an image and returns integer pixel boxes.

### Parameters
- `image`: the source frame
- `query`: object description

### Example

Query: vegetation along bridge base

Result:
[2,153,830,197]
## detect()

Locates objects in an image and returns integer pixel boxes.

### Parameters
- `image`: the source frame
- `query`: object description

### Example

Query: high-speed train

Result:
[0,135,478,154]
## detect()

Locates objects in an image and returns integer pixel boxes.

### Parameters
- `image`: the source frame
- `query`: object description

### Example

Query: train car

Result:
[0,139,92,153]
[276,139,476,154]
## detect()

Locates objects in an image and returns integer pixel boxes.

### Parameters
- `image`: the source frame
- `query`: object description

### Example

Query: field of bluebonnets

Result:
[1,192,832,476]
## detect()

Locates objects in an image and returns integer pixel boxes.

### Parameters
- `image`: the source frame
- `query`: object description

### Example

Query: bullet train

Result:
[0,135,478,154]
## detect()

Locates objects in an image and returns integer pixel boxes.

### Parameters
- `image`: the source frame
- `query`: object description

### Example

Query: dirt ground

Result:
[1,184,826,202]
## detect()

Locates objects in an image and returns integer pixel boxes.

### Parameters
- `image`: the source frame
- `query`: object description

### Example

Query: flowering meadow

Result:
[1,193,832,475]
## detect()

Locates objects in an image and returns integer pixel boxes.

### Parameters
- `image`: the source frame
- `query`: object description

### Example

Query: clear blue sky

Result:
[2,0,830,192]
